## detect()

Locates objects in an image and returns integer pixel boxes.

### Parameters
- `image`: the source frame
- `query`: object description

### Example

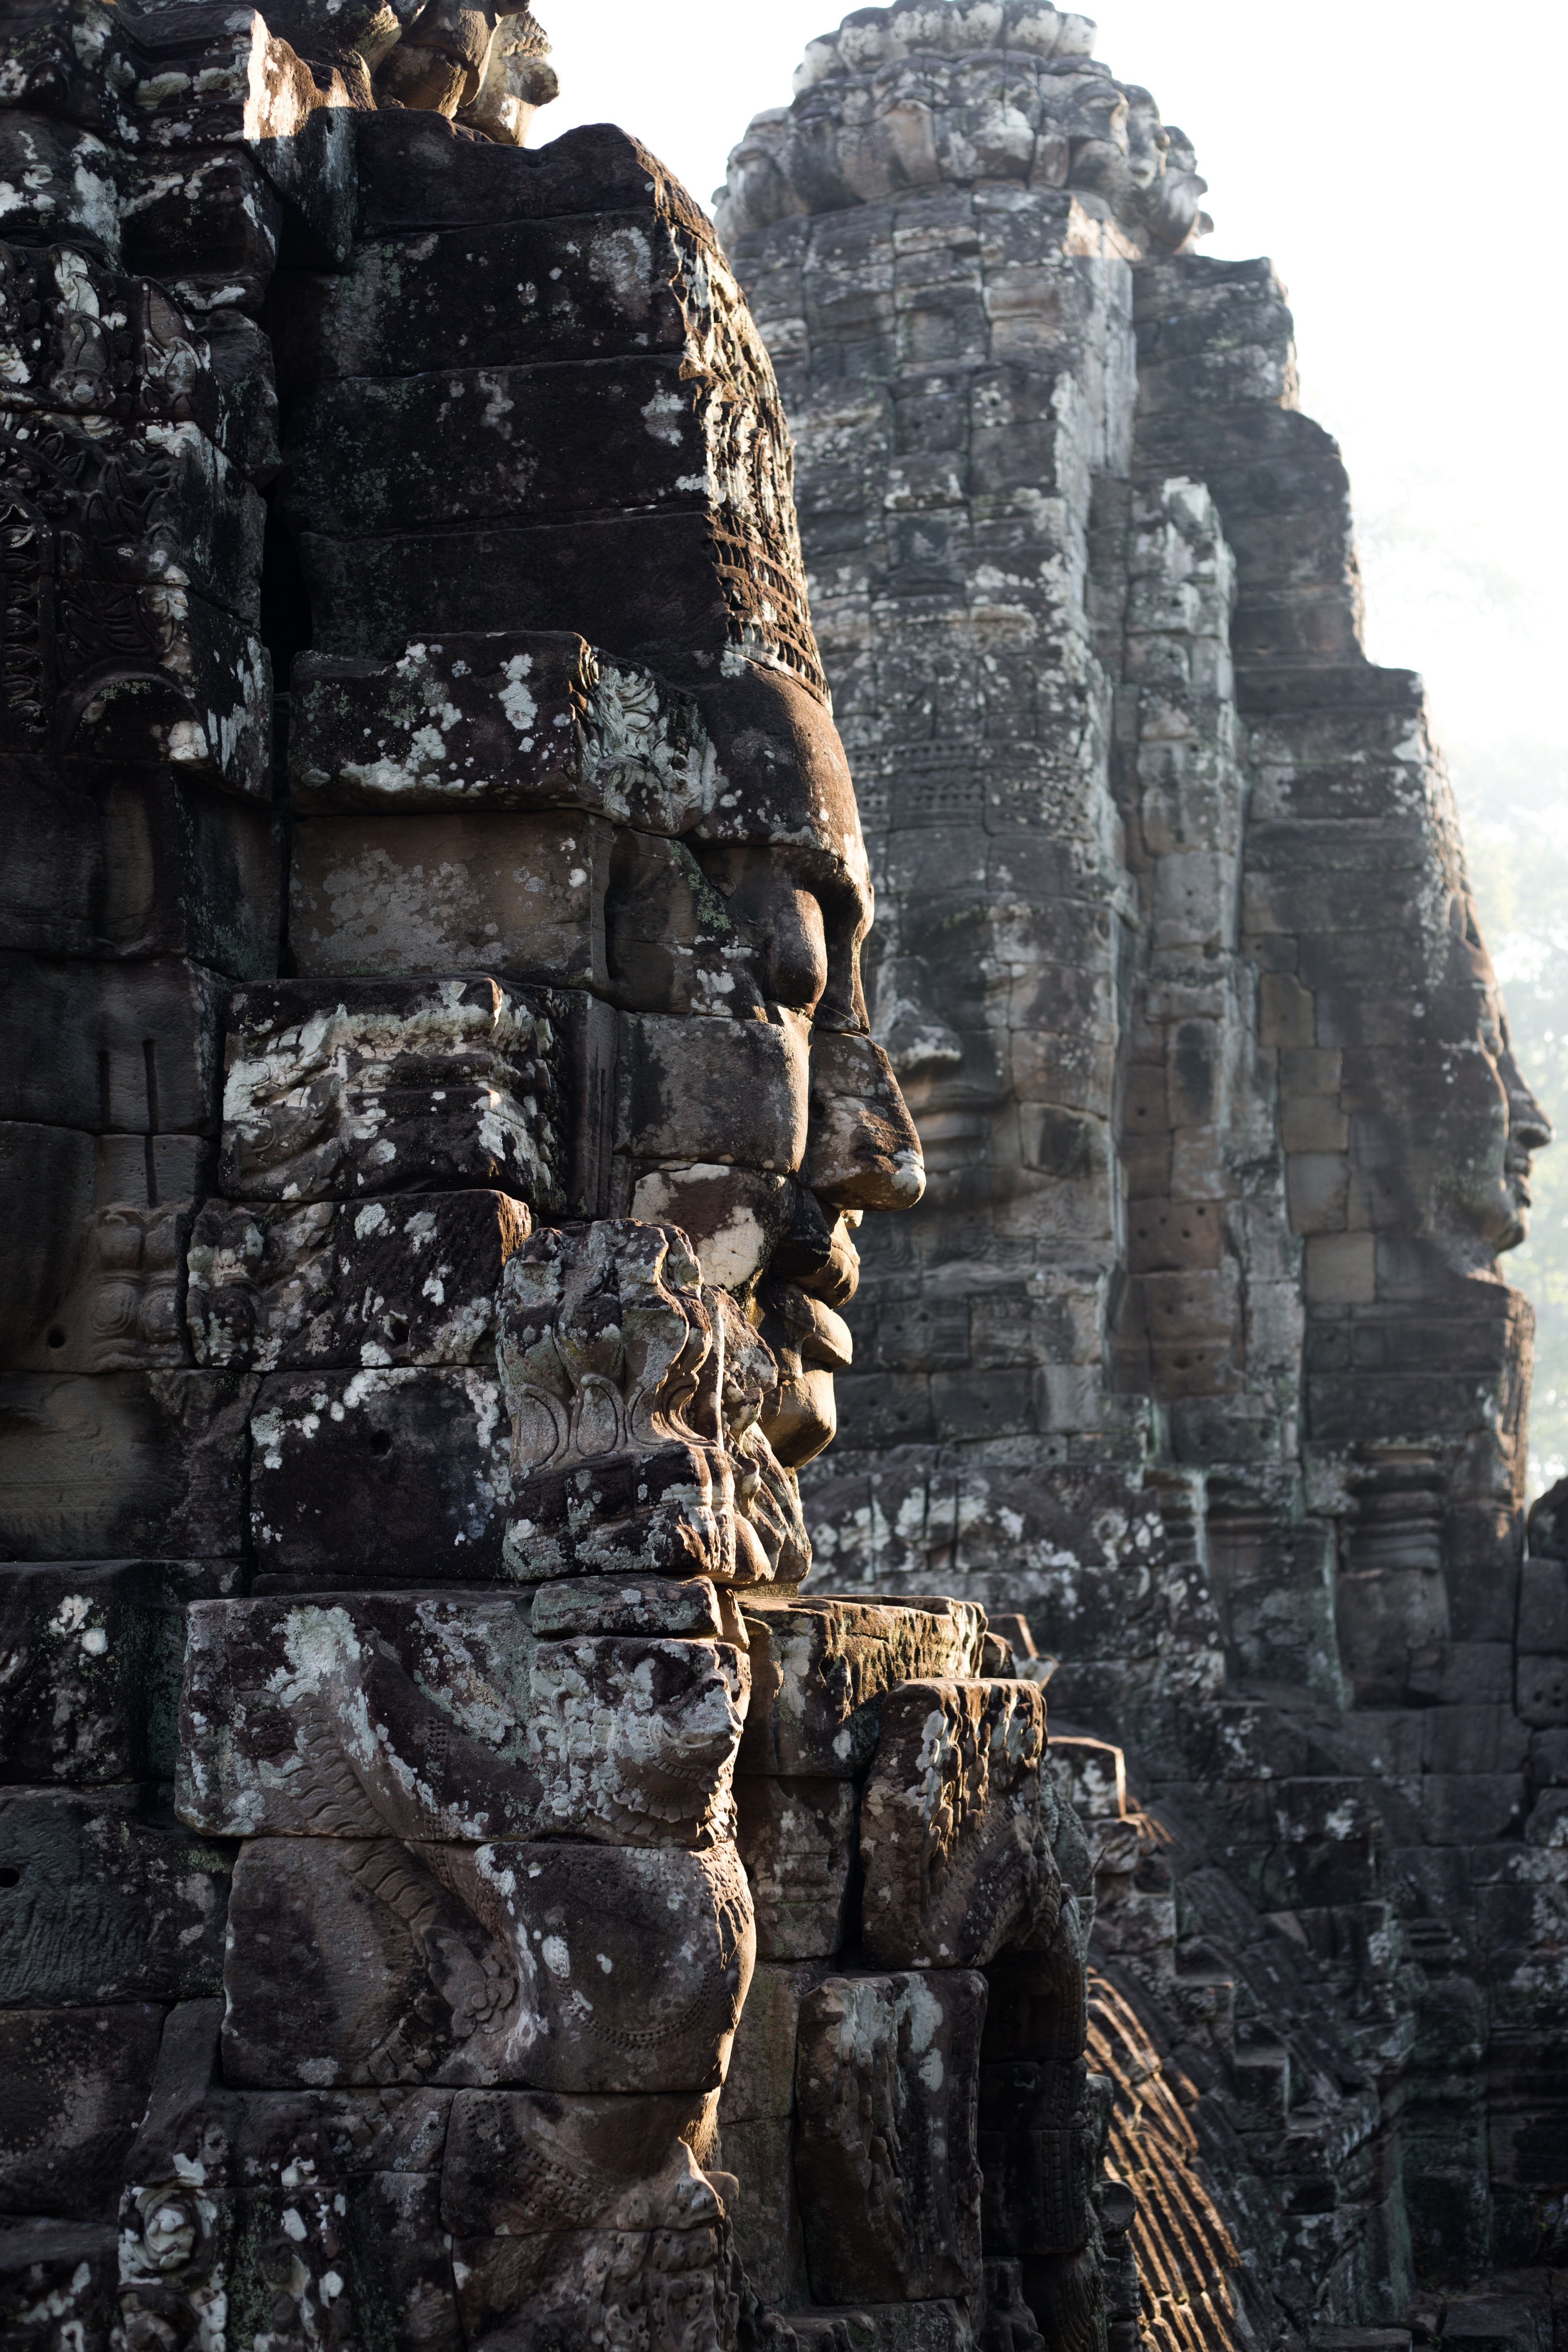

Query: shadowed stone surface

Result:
[14,0,1558,2342]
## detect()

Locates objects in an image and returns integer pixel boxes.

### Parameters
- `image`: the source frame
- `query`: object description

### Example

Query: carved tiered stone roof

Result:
[716,0,1212,254]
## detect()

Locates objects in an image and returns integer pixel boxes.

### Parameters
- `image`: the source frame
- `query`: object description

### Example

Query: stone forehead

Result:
[288,632,870,910]
[694,666,872,910]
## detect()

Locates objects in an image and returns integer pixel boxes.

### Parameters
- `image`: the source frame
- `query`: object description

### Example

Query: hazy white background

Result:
[539,1,1568,1480]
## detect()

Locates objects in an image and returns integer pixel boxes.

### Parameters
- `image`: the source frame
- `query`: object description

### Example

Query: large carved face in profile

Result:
[1421,894,1550,1256]
[256,13,931,1546]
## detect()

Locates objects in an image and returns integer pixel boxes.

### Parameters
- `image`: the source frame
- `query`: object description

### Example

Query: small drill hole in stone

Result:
[46,1327,67,1349]
[0,1868,20,1889]
[370,1430,394,1457]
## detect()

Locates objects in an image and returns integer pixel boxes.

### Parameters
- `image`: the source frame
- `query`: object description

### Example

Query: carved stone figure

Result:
[0,5,1116,2349]
[716,0,1568,2331]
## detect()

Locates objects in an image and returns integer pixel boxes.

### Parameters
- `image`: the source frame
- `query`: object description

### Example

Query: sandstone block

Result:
[277,213,690,383]
[2,759,280,973]
[297,509,737,668]
[506,1450,743,1595]
[0,1125,201,1372]
[1304,1232,1375,1306]
[0,119,119,257]
[220,1836,754,2092]
[205,308,281,483]
[350,116,712,239]
[248,1367,515,1580]
[0,2219,117,2352]
[1125,1198,1223,1274]
[978,2062,1091,2256]
[1518,1657,1568,1728]
[1258,973,1315,1050]
[121,1996,454,2189]
[778,2309,971,2352]
[0,953,223,1137]
[720,2112,809,2308]
[606,831,772,1021]
[738,1597,987,1776]
[1421,1706,1530,1777]
[0,1559,238,1786]
[619,1010,810,1174]
[220,976,566,1211]
[1421,1776,1527,1845]
[179,1592,746,1849]
[440,2089,721,2235]
[2,410,264,625]
[804,1030,925,1209]
[0,1790,231,2005]
[187,1191,530,1372]
[0,1372,255,1560]
[795,1970,986,2306]
[529,1575,726,1641]
[45,578,269,797]
[719,1958,834,2123]
[179,1590,538,1842]
[628,1165,793,1292]
[290,633,714,830]
[449,2220,738,2352]
[0,2004,165,2220]
[735,1774,857,1960]
[1518,1561,1568,1655]
[0,241,214,434]
[288,812,611,990]
[1281,1094,1351,1154]
[0,9,354,211]
[497,1220,766,1587]
[859,1679,1057,1969]
[282,354,710,539]
[1286,1151,1350,1235]
[528,1632,748,1846]
[116,147,281,316]
[120,2161,461,2352]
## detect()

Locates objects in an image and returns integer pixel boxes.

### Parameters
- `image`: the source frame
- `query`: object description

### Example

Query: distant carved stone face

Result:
[1427,902,1551,1254]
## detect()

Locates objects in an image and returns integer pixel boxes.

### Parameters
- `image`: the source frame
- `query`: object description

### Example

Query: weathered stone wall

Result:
[719,0,1568,2329]
[0,7,1141,2351]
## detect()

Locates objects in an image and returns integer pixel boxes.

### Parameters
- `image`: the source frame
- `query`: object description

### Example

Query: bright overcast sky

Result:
[540,1,1567,771]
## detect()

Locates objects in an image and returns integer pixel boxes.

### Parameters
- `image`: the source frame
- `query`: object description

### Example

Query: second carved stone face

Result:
[1423,906,1551,1256]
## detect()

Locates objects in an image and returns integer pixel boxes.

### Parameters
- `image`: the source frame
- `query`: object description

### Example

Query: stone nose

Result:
[802,1029,926,1211]
[1502,1050,1553,1153]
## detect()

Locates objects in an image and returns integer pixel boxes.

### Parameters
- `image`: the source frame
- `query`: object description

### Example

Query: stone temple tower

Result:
[718,0,1568,2318]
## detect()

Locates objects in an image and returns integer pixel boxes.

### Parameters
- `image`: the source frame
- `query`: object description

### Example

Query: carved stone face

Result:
[624,685,927,1472]
[255,92,930,1559]
[1426,904,1551,1254]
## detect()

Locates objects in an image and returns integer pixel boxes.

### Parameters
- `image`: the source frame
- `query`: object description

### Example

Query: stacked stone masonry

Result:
[716,0,1568,2341]
[0,3,1140,2350]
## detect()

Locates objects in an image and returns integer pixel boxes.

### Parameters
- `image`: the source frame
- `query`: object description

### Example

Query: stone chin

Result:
[755,1200,865,1471]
